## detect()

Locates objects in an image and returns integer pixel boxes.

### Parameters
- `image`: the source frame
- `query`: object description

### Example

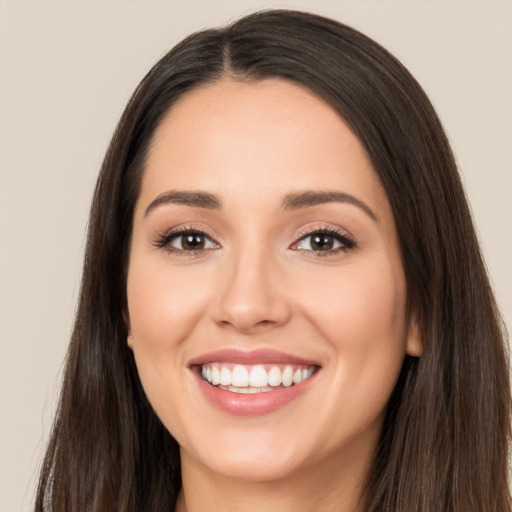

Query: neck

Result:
[175,445,372,512]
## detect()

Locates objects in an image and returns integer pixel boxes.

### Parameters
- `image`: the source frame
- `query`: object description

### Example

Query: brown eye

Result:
[292,229,355,254]
[310,234,335,251]
[180,233,205,250]
[165,231,218,251]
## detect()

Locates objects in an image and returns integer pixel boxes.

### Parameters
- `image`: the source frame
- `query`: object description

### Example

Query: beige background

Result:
[1,1,510,510]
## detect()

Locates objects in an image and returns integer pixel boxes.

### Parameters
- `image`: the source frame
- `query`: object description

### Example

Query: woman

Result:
[35,9,511,512]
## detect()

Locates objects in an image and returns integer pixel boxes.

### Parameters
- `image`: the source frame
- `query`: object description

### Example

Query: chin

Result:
[199,454,304,483]
[181,429,311,483]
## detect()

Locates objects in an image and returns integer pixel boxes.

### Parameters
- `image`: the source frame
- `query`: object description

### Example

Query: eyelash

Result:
[153,226,219,255]
[291,226,356,256]
[154,225,356,256]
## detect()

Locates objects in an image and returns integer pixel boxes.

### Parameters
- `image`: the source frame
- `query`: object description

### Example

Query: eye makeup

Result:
[290,225,356,257]
[153,225,220,255]
[152,222,356,259]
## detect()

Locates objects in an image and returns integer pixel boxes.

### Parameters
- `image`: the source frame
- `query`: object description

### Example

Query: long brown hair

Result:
[35,10,511,511]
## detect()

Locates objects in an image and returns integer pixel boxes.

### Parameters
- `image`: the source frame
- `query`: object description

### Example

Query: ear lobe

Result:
[406,310,423,357]
[123,310,133,349]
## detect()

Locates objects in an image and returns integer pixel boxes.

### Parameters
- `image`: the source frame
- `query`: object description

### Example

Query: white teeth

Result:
[221,385,273,394]
[211,365,220,385]
[282,366,293,387]
[268,366,281,387]
[249,365,268,387]
[231,365,249,387]
[219,366,231,386]
[200,362,316,391]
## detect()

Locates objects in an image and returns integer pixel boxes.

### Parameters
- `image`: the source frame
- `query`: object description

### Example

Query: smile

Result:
[189,349,320,415]
[200,363,316,393]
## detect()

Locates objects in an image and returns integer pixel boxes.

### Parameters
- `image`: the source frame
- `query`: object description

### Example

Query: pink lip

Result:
[188,348,319,366]
[188,349,320,416]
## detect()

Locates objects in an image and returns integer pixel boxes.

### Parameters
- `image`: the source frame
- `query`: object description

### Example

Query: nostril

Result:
[217,317,275,331]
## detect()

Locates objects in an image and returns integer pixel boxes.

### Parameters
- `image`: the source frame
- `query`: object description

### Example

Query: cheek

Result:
[125,261,206,443]
[301,258,406,339]
[296,258,408,403]
[296,263,408,451]
[125,256,212,418]
[126,255,212,348]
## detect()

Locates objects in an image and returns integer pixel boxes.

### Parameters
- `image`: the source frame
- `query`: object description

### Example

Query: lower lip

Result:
[193,371,316,416]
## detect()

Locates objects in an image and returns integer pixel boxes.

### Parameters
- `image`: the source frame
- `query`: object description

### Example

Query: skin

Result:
[126,78,422,512]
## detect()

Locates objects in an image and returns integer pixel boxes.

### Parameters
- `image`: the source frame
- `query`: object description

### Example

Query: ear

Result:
[123,310,133,350]
[406,309,423,357]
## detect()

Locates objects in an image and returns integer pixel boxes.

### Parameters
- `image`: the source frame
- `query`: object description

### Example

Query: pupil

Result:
[311,234,333,251]
[183,234,204,250]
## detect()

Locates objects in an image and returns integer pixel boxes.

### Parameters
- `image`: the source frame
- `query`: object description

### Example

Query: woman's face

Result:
[127,78,421,483]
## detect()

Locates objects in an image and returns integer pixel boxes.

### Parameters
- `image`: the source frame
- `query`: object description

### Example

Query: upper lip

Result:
[188,348,320,367]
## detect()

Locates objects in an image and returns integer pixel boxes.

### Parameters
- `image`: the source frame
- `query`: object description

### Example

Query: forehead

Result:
[139,78,391,221]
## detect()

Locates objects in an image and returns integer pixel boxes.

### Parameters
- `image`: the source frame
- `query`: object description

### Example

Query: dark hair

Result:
[35,9,510,512]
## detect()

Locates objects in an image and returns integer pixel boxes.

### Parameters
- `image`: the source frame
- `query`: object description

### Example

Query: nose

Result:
[212,248,292,334]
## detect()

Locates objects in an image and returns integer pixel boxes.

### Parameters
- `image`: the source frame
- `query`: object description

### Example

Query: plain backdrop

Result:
[1,1,511,510]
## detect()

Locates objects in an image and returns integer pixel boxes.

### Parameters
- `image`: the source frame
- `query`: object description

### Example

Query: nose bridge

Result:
[213,238,290,332]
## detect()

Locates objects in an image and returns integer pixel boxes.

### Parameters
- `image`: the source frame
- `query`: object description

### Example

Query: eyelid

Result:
[152,223,356,255]
[290,225,356,253]
[169,232,218,250]
[153,224,221,253]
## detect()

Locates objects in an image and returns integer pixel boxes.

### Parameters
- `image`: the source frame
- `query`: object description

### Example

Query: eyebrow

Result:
[144,190,221,217]
[144,189,377,222]
[282,190,378,222]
